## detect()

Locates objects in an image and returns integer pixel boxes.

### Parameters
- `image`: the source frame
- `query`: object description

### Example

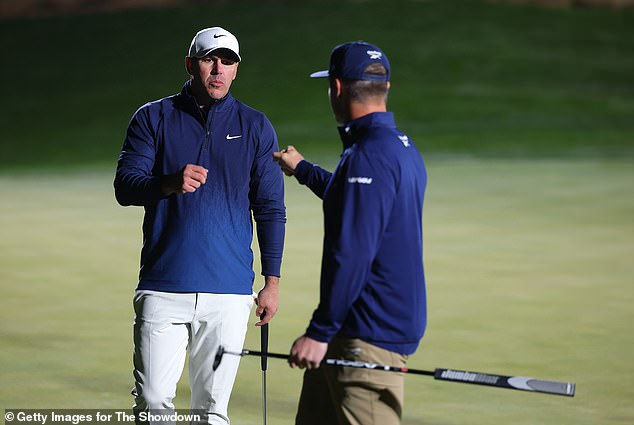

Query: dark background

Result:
[0,0,633,171]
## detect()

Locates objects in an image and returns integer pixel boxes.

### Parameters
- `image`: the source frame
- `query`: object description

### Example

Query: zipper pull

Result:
[205,130,211,150]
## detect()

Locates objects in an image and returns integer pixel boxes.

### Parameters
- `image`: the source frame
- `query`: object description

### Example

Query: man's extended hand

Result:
[288,335,328,370]
[273,146,304,176]
[255,276,279,326]
[161,164,208,195]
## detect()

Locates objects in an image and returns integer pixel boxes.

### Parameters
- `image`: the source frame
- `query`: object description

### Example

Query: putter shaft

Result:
[260,315,268,425]
[262,371,267,425]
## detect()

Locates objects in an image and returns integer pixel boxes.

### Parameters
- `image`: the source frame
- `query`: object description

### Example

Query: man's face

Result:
[188,50,239,101]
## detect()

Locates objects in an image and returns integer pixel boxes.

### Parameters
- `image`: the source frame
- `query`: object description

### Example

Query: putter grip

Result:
[260,314,269,371]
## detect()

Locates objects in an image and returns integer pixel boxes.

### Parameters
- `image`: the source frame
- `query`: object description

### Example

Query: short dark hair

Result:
[344,63,389,102]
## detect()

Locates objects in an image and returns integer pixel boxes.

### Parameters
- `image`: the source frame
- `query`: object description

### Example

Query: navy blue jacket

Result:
[295,112,426,355]
[114,81,285,294]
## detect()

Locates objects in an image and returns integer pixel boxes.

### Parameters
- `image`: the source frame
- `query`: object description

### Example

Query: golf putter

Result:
[260,313,269,425]
[214,346,576,398]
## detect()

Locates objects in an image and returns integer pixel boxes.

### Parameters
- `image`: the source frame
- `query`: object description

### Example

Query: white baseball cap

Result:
[188,27,241,61]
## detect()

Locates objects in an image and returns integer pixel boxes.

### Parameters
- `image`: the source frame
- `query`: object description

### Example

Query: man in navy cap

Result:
[274,41,427,425]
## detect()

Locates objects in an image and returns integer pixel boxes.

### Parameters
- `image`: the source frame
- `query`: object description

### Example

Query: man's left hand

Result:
[255,276,279,326]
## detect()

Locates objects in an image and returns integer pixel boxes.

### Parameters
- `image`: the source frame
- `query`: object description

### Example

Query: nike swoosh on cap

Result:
[214,34,226,38]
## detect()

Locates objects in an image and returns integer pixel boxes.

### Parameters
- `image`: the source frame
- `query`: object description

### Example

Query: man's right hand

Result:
[273,146,304,176]
[161,164,208,196]
[288,335,328,370]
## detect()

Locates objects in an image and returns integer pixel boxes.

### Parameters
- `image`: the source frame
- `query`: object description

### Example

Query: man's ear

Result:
[185,57,194,76]
[333,78,344,98]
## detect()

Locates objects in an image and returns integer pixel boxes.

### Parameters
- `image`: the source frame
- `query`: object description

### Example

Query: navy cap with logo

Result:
[310,41,391,82]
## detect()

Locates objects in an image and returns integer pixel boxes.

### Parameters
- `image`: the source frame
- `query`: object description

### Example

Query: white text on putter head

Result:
[348,177,373,184]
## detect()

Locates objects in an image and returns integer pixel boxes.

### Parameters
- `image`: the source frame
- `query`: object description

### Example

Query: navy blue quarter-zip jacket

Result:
[294,112,426,355]
[114,81,285,294]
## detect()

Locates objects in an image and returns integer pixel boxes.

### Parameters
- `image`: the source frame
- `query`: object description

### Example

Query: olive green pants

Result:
[295,337,408,425]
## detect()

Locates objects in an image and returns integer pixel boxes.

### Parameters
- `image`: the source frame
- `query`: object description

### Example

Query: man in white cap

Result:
[115,27,286,424]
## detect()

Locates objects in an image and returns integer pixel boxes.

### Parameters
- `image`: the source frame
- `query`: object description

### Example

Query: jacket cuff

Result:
[305,323,332,343]
[294,160,314,186]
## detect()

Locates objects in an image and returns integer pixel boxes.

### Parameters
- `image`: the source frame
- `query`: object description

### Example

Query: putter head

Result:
[213,345,225,371]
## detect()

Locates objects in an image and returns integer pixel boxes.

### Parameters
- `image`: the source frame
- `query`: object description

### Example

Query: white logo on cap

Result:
[367,50,382,60]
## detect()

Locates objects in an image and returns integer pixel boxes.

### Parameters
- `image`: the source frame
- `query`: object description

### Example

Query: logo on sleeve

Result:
[398,135,410,147]
[348,177,373,184]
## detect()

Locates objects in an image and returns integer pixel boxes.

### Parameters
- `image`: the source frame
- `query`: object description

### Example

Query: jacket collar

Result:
[338,112,396,149]
[179,80,235,116]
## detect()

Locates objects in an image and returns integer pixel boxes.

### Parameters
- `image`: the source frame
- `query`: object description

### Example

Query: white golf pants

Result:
[132,290,254,425]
